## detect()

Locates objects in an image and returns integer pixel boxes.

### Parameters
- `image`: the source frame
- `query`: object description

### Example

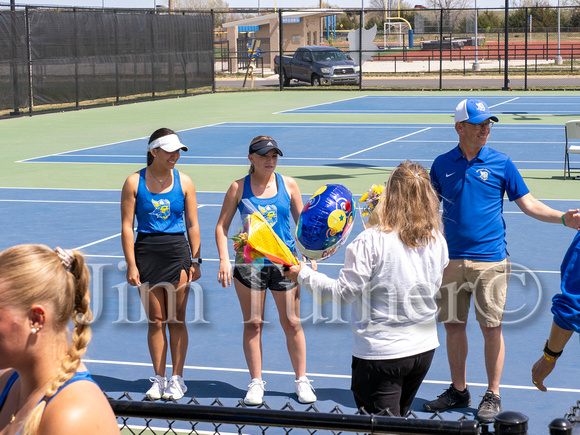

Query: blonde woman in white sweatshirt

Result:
[284,160,448,417]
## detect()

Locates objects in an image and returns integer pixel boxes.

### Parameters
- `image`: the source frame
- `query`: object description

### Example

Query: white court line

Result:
[489,97,520,108]
[214,123,562,129]
[396,139,563,143]
[16,124,226,163]
[306,111,578,115]
[84,359,580,393]
[16,139,148,162]
[0,199,120,204]
[81,255,558,274]
[0,187,225,195]
[221,123,448,129]
[83,255,346,267]
[273,95,370,115]
[0,199,220,206]
[71,206,209,250]
[74,234,122,250]
[339,127,433,159]
[12,161,570,169]
[420,379,580,393]
[0,187,120,191]
[24,155,257,160]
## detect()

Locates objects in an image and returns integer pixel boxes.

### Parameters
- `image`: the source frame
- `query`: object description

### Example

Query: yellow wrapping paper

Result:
[246,212,299,266]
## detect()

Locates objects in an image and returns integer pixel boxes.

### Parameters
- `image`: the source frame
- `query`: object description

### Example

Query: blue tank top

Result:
[135,168,186,234]
[0,370,97,410]
[237,173,296,259]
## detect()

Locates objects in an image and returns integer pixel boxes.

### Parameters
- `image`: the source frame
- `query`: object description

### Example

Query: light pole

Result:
[502,0,509,90]
[10,0,21,115]
[472,0,481,71]
[555,0,562,65]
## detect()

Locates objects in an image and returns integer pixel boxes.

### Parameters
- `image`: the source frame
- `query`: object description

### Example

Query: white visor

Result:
[147,134,188,152]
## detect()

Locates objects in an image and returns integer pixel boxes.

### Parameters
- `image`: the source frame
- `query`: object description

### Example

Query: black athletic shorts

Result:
[134,232,191,286]
[233,263,297,291]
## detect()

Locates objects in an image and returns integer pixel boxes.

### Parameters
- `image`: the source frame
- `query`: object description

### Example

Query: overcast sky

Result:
[2,0,561,10]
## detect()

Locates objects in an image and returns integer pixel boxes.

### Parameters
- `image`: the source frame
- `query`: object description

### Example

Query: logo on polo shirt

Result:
[476,168,490,181]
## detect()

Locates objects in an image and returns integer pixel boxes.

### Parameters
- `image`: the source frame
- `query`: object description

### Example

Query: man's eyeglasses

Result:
[463,121,494,130]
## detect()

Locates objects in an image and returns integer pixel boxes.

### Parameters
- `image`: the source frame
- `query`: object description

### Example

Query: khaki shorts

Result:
[436,258,510,327]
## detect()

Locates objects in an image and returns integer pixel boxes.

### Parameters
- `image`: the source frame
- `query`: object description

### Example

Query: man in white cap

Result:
[424,98,580,424]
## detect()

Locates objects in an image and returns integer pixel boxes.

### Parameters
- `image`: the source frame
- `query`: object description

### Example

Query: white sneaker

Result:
[243,378,265,405]
[163,375,187,400]
[146,375,167,400]
[295,376,316,404]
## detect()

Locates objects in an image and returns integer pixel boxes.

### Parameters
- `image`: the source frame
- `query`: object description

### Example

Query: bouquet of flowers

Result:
[358,183,385,227]
[230,211,299,267]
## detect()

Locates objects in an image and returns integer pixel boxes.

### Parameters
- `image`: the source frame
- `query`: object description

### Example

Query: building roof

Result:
[222,10,341,28]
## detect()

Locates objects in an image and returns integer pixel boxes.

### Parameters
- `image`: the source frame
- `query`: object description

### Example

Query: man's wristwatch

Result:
[543,340,563,361]
[191,258,202,266]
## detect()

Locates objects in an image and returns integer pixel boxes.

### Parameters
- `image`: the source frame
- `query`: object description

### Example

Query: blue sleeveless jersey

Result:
[237,173,296,260]
[0,370,97,411]
[135,168,186,234]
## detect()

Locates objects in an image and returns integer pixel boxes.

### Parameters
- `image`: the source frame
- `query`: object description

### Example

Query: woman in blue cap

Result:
[215,135,316,406]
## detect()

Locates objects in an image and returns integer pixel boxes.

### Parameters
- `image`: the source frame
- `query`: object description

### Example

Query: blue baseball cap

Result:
[454,99,499,124]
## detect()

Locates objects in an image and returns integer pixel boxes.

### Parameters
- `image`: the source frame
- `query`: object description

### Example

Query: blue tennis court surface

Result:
[1,185,579,434]
[277,95,580,115]
[22,122,567,170]
[2,92,580,434]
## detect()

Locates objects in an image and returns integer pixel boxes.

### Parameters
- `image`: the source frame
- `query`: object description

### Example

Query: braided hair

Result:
[0,244,93,435]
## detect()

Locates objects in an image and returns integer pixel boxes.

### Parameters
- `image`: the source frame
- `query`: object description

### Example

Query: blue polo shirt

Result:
[430,145,529,261]
[552,231,580,333]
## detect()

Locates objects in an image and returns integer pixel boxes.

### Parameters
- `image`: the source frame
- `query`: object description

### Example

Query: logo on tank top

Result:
[258,204,278,226]
[150,199,170,220]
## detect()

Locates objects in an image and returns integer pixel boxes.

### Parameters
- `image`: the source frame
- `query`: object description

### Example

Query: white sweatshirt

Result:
[298,228,449,360]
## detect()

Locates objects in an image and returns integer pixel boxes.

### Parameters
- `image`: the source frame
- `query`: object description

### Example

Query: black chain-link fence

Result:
[1,4,578,115]
[565,400,580,426]
[108,393,482,435]
[108,393,580,434]
[0,6,213,115]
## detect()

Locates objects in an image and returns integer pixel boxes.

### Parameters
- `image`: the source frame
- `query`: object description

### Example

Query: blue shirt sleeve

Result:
[503,157,529,202]
[552,231,580,333]
[430,158,442,197]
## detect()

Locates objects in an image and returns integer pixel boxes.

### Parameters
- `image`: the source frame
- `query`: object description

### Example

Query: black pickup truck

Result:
[274,46,360,86]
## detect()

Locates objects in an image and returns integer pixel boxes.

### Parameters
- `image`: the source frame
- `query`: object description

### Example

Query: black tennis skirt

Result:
[134,233,191,286]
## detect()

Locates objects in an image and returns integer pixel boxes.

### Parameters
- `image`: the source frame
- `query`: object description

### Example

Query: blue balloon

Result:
[296,184,356,261]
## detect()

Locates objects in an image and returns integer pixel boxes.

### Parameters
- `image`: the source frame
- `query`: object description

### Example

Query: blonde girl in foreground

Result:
[0,244,119,435]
